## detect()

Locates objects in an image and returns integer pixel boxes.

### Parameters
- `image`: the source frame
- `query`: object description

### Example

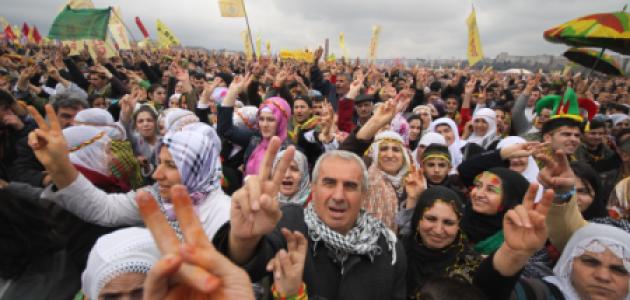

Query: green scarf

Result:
[473,230,504,255]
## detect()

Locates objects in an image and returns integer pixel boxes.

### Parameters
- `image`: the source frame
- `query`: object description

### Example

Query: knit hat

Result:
[82,227,161,300]
[536,87,597,134]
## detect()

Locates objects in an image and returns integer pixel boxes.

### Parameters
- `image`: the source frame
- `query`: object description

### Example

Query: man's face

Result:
[571,248,629,300]
[528,90,540,107]
[191,77,205,89]
[311,101,324,117]
[423,157,450,184]
[583,128,606,148]
[57,107,81,128]
[88,74,106,89]
[312,156,365,235]
[293,99,312,123]
[535,108,551,129]
[598,92,612,104]
[544,126,581,155]
[355,101,373,119]
[335,75,350,94]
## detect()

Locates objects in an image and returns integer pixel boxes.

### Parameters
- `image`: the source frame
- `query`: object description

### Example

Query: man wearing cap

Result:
[536,88,597,157]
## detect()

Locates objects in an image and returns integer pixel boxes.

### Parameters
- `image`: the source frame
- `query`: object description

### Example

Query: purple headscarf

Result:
[245,97,291,176]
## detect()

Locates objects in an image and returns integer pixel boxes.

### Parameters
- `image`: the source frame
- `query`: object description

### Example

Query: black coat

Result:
[214,205,408,300]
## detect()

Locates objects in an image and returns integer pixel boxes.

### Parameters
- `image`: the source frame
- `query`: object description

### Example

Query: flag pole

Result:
[241,0,256,60]
[109,7,138,43]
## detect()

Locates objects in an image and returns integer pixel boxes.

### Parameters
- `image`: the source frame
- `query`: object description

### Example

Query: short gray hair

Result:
[311,150,368,192]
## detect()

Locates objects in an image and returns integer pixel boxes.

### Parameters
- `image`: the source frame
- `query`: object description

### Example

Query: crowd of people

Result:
[0,41,629,300]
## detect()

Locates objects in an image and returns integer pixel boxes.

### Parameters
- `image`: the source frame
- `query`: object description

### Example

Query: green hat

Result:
[535,88,597,134]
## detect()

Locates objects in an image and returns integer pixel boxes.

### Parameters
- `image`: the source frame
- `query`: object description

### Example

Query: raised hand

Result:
[26,104,68,170]
[404,165,426,209]
[229,137,295,262]
[464,76,477,95]
[313,47,323,64]
[137,186,254,300]
[346,72,365,99]
[266,228,308,298]
[499,142,543,160]
[502,184,553,255]
[534,148,576,193]
[395,88,413,114]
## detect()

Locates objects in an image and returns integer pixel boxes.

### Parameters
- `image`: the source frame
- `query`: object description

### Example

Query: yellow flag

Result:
[562,64,572,76]
[108,7,131,50]
[156,19,180,48]
[86,37,117,61]
[266,41,271,56]
[241,30,253,60]
[255,33,262,59]
[0,16,9,29]
[279,49,314,62]
[367,25,381,62]
[67,0,95,9]
[339,32,349,58]
[466,7,484,66]
[218,0,245,17]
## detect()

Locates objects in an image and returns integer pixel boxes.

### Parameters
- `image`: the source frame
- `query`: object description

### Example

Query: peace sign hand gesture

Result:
[138,186,254,300]
[229,137,295,263]
[266,229,308,298]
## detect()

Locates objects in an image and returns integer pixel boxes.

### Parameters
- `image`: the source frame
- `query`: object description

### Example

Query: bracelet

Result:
[554,187,576,203]
[271,282,308,300]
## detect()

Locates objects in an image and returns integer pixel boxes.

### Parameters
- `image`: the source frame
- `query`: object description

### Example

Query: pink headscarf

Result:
[245,97,291,175]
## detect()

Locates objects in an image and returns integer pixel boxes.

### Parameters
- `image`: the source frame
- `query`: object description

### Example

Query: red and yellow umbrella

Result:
[544,10,630,55]
[563,47,624,76]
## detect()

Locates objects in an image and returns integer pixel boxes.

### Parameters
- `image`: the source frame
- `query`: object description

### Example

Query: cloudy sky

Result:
[2,0,625,59]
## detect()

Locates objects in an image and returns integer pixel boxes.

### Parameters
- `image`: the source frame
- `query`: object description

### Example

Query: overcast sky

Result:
[1,0,626,59]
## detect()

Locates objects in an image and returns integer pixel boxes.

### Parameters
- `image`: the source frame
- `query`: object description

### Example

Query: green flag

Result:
[49,5,111,40]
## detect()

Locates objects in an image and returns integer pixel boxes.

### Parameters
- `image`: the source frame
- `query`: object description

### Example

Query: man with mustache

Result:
[214,137,406,300]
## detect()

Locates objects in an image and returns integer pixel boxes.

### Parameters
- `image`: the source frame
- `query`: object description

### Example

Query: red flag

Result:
[21,22,29,37]
[4,25,16,41]
[135,17,149,39]
[32,26,42,44]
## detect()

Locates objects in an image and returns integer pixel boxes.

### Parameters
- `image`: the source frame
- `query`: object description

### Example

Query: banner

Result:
[241,30,253,60]
[255,33,261,59]
[279,49,314,62]
[156,19,180,48]
[218,0,245,17]
[367,25,380,62]
[49,6,111,40]
[466,7,484,66]
[86,36,117,61]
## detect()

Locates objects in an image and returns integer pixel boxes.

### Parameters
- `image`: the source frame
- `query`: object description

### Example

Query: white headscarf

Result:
[64,125,112,176]
[429,117,467,169]
[233,106,258,130]
[610,113,630,127]
[74,108,126,140]
[544,223,630,300]
[370,131,412,190]
[273,149,311,206]
[160,108,200,133]
[82,227,160,300]
[497,136,543,202]
[412,132,447,168]
[467,108,498,149]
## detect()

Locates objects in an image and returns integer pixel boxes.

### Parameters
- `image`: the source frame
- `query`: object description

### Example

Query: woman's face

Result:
[473,118,489,136]
[418,201,460,249]
[435,124,455,146]
[91,97,107,109]
[508,156,528,174]
[576,178,595,213]
[418,110,431,129]
[135,111,156,138]
[279,160,302,197]
[378,141,405,175]
[470,172,503,215]
[152,87,167,104]
[152,146,182,200]
[98,272,146,300]
[174,81,184,94]
[258,111,278,138]
[571,248,629,300]
[168,97,180,108]
[409,119,422,141]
